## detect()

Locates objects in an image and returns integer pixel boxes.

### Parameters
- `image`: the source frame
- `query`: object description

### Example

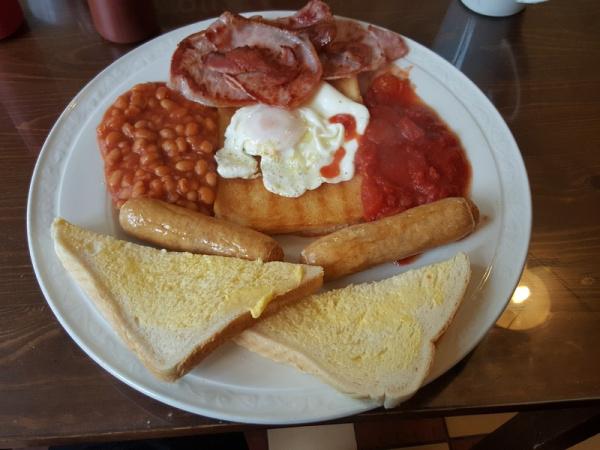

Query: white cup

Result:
[461,0,545,17]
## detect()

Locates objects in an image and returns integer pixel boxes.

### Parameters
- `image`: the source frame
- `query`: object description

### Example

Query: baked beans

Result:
[97,82,219,214]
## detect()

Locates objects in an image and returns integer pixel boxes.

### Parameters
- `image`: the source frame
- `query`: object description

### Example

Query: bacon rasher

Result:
[169,0,407,109]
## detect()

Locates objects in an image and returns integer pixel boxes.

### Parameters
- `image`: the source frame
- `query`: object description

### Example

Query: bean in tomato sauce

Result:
[97,82,219,213]
[356,73,471,221]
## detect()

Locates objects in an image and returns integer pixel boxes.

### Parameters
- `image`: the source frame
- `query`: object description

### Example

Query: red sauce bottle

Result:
[88,0,158,44]
[0,0,24,40]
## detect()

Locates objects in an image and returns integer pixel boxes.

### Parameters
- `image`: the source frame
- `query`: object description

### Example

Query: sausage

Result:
[300,197,479,280]
[119,198,284,262]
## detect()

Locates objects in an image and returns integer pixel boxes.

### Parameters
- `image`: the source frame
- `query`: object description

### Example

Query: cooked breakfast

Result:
[54,0,483,407]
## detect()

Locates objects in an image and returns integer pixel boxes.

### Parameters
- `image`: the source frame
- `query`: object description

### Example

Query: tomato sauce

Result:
[356,73,471,222]
[319,114,357,179]
[320,147,346,179]
[329,113,357,140]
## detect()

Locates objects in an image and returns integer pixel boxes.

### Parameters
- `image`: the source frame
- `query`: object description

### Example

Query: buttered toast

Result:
[235,253,471,408]
[51,218,323,382]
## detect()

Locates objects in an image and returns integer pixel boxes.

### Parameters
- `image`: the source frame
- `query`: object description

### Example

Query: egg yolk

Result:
[241,107,304,151]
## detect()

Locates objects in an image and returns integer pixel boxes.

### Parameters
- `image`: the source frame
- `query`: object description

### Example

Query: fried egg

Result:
[215,82,370,197]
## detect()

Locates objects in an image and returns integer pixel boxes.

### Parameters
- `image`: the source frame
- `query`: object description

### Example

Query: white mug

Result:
[461,0,547,17]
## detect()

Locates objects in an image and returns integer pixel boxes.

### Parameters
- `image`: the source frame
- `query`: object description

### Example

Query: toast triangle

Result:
[51,217,323,382]
[235,253,470,408]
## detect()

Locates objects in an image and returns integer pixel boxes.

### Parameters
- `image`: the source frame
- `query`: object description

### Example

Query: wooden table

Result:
[2,0,599,447]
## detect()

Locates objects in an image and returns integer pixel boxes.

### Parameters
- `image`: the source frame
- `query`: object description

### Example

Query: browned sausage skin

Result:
[119,198,284,262]
[300,197,479,280]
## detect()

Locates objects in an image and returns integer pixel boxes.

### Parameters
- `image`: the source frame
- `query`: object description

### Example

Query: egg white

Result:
[215,82,370,198]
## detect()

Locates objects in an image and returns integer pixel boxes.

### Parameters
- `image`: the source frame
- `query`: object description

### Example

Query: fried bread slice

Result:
[214,175,364,235]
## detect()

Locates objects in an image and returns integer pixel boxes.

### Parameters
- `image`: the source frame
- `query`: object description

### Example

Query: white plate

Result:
[27,12,531,425]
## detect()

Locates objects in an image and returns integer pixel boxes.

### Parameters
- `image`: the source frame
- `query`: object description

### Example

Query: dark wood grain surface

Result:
[1,0,599,447]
